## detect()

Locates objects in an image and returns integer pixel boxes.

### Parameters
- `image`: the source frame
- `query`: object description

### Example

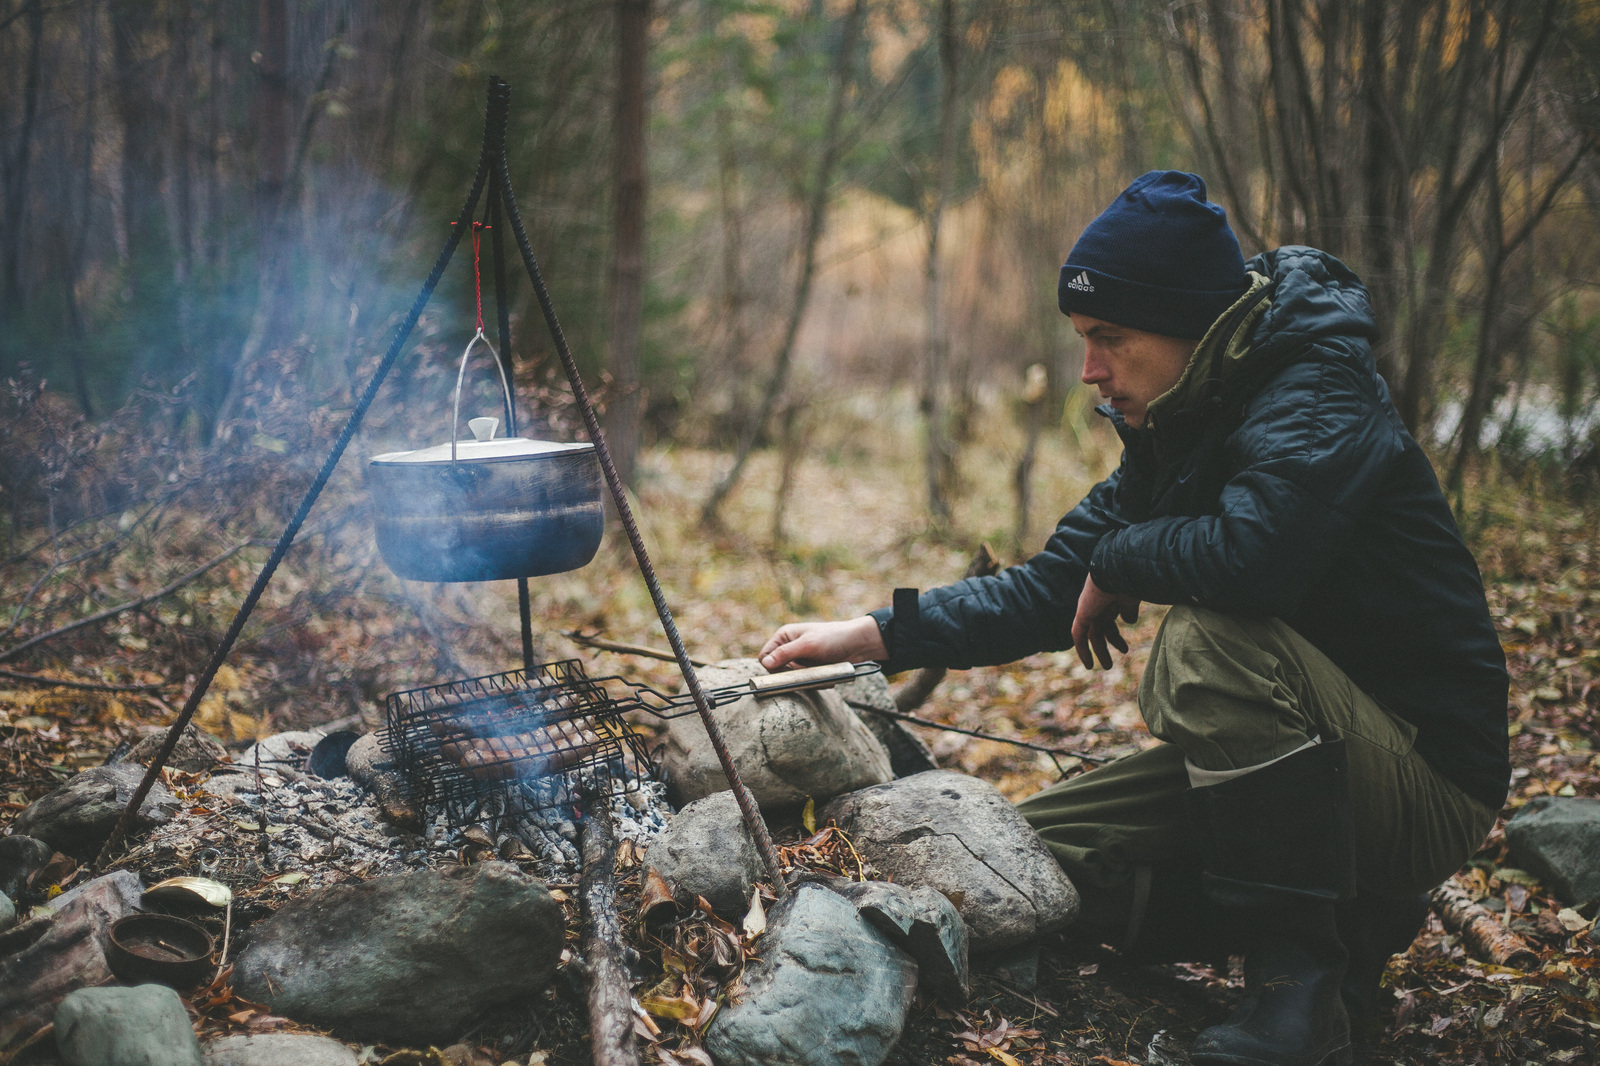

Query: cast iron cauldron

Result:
[367,331,603,583]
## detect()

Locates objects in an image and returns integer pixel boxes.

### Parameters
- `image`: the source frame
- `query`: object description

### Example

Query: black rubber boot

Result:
[1186,740,1357,1066]
[1337,892,1429,1038]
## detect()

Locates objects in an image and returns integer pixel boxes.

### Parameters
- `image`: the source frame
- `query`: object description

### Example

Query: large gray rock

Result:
[1506,796,1600,904]
[836,674,938,778]
[647,791,763,914]
[821,771,1079,951]
[0,893,13,934]
[705,882,917,1066]
[48,870,144,918]
[661,659,891,811]
[54,984,203,1066]
[204,1033,359,1066]
[0,835,54,899]
[237,730,326,773]
[832,879,968,1002]
[342,732,390,787]
[122,725,230,773]
[12,765,177,858]
[0,872,146,1038]
[234,861,563,1044]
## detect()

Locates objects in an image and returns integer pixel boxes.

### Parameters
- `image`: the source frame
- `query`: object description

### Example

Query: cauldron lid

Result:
[369,437,594,465]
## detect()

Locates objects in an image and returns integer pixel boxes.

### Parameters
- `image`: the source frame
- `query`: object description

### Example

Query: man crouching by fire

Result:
[758,171,1509,1066]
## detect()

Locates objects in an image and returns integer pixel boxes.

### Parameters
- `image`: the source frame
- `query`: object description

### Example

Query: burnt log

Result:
[580,802,640,1066]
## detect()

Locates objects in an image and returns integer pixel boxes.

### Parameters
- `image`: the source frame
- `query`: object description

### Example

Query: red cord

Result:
[471,223,485,334]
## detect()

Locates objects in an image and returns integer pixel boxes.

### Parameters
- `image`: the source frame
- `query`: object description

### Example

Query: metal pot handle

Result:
[450,327,516,462]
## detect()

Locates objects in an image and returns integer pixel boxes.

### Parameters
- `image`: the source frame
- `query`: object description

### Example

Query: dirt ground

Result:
[2,380,1597,1064]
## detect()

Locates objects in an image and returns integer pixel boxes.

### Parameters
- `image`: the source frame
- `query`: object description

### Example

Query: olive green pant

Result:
[1016,606,1497,901]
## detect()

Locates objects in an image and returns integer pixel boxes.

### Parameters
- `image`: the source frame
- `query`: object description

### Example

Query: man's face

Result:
[1071,313,1197,429]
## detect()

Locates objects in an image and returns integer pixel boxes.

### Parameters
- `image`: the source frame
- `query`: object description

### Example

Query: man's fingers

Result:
[759,631,802,670]
[1107,622,1129,655]
[1090,626,1112,669]
[1119,601,1140,625]
[1071,616,1093,670]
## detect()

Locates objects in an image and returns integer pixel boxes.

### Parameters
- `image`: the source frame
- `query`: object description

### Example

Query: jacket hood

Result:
[1245,245,1378,367]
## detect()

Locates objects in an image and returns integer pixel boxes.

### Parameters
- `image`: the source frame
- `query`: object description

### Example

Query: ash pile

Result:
[132,723,671,893]
[0,663,1086,1066]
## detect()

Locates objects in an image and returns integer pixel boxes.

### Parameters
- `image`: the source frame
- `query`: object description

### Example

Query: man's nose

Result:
[1081,349,1108,384]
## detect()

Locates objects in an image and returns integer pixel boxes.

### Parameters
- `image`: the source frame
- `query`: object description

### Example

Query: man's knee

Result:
[1141,604,1263,712]
[1140,605,1314,767]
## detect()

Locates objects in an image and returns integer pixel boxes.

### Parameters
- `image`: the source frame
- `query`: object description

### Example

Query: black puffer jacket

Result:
[871,246,1510,809]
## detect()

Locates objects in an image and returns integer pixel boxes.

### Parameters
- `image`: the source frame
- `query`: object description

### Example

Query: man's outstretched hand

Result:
[759,616,886,672]
[1072,574,1141,669]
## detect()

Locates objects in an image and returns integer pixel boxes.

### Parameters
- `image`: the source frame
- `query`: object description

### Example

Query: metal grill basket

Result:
[382,659,658,830]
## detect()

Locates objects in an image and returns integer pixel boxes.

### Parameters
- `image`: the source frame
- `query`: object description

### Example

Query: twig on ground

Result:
[0,541,264,664]
[0,667,167,693]
[566,629,708,667]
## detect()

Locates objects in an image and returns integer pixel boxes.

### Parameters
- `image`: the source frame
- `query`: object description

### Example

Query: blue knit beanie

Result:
[1058,171,1248,339]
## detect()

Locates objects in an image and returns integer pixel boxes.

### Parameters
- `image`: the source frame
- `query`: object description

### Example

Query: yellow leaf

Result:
[743,892,767,940]
[1558,908,1592,933]
[802,796,816,835]
[639,991,700,1023]
[639,867,678,919]
[987,1049,1023,1066]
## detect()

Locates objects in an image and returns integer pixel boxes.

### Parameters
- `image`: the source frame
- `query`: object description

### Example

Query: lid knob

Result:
[467,417,499,442]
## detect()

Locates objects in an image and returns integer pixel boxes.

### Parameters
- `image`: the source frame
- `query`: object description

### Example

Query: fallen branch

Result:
[0,541,262,664]
[0,667,166,693]
[1429,879,1540,970]
[579,801,640,1066]
[566,630,708,667]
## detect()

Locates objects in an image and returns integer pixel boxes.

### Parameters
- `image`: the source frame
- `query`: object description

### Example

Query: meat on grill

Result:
[427,714,600,781]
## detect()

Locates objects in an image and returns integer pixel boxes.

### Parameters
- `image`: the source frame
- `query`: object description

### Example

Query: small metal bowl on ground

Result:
[107,914,214,989]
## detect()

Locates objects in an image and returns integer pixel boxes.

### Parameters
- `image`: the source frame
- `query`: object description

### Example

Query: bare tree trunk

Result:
[922,0,960,527]
[1012,363,1049,555]
[63,0,100,416]
[1,0,44,315]
[170,0,196,377]
[255,0,289,239]
[214,0,290,437]
[701,0,865,526]
[111,0,168,305]
[770,397,811,548]
[605,0,650,490]
[1396,0,1557,428]
[1449,130,1591,491]
[713,27,748,373]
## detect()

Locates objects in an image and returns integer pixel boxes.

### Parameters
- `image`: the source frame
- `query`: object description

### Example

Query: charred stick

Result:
[579,801,640,1066]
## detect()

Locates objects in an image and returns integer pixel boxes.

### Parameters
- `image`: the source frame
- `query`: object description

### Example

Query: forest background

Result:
[3,2,1600,1064]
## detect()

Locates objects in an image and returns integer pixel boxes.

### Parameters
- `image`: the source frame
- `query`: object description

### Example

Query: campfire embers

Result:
[382,659,661,838]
